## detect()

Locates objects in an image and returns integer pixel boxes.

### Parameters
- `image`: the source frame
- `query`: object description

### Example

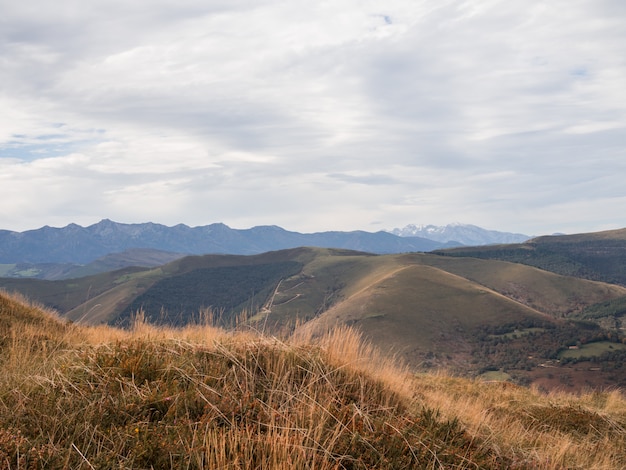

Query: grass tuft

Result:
[1,291,625,469]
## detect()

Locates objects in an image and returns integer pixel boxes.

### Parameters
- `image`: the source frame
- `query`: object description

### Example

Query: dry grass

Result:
[412,373,626,469]
[1,291,625,469]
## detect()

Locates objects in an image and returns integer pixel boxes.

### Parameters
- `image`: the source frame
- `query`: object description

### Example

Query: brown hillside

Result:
[297,263,558,369]
[413,255,626,317]
[1,293,625,469]
[0,291,70,354]
[531,227,626,243]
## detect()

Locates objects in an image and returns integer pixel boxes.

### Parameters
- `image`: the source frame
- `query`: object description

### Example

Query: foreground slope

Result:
[1,291,625,469]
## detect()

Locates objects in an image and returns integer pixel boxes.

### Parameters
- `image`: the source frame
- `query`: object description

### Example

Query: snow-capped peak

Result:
[389,223,530,246]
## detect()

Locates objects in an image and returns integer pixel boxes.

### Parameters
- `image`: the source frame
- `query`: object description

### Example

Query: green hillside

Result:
[5,243,626,331]
[0,266,152,314]
[413,255,626,317]
[3,243,626,389]
[435,227,626,285]
[299,262,553,354]
[117,261,303,327]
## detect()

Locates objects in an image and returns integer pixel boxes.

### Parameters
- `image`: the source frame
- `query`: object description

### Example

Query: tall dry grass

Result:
[412,373,626,469]
[1,291,625,469]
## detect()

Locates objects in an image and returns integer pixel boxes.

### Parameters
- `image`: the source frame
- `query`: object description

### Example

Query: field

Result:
[559,341,626,359]
[2,291,626,469]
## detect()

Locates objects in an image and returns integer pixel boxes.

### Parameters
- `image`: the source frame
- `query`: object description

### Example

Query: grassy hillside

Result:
[0,266,153,316]
[435,227,626,286]
[413,255,626,318]
[3,247,625,329]
[3,247,626,389]
[292,259,626,388]
[299,262,553,353]
[1,291,625,469]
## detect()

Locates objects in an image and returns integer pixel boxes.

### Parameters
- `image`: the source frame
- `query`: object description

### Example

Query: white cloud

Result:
[0,0,625,235]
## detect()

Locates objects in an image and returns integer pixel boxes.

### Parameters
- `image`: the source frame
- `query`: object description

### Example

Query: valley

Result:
[2,225,626,391]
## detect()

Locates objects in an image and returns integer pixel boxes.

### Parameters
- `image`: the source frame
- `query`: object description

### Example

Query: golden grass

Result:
[412,374,626,469]
[1,291,625,469]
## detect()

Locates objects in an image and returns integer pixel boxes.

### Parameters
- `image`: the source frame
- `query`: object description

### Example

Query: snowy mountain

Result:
[0,219,444,265]
[389,223,531,246]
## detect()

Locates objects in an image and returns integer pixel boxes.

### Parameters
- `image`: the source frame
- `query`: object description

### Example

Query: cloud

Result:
[328,173,401,186]
[0,0,625,235]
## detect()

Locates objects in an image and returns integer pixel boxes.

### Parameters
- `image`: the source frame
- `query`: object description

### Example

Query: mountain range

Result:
[389,223,531,245]
[0,219,446,265]
[0,220,530,279]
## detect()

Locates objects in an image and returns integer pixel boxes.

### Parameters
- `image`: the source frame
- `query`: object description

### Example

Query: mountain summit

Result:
[0,220,442,265]
[389,223,530,246]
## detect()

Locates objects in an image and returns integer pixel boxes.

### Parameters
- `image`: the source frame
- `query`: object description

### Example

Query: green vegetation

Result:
[490,327,546,339]
[470,320,604,372]
[435,228,626,286]
[118,261,303,326]
[578,295,626,320]
[0,264,42,278]
[478,370,512,382]
[0,264,16,277]
[559,341,626,360]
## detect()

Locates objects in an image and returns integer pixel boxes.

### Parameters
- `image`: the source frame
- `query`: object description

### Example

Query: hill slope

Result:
[1,291,625,469]
[3,247,626,389]
[0,248,187,280]
[5,247,624,329]
[435,227,626,285]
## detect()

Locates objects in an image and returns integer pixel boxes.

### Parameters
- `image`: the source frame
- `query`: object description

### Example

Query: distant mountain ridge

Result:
[0,219,446,265]
[389,223,531,245]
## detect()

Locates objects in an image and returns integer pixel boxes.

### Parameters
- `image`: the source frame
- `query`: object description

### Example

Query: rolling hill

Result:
[3,244,626,389]
[434,227,626,286]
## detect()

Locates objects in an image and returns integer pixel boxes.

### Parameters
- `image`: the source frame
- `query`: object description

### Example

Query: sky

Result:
[1,0,625,236]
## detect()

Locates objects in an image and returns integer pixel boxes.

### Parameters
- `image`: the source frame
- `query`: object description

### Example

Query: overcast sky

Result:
[1,0,625,236]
